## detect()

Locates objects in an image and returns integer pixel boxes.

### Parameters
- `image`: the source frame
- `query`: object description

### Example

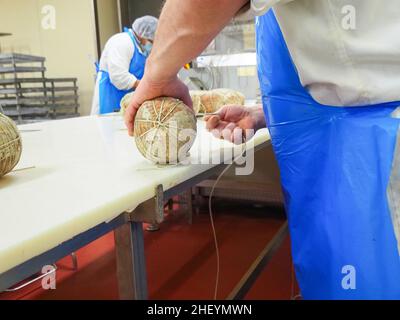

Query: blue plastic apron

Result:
[98,28,147,114]
[256,10,400,299]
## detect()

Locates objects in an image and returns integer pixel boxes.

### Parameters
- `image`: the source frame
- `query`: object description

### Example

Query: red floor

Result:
[0,201,299,300]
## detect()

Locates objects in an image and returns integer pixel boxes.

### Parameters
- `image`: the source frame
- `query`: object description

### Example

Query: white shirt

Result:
[91,31,141,115]
[248,0,400,107]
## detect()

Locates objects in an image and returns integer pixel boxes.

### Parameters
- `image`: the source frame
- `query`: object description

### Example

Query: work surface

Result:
[0,114,270,275]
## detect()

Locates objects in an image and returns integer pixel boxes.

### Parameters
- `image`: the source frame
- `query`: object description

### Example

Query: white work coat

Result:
[246,0,400,106]
[91,32,142,115]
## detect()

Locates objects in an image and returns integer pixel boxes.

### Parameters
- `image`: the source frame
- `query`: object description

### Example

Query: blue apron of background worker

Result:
[91,16,158,115]
[257,10,400,299]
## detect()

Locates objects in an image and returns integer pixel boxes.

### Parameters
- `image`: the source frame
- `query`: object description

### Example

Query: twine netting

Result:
[0,113,22,177]
[190,88,245,115]
[133,97,197,164]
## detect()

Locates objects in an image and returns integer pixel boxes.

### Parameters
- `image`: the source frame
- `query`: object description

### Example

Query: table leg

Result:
[227,221,289,300]
[114,221,148,300]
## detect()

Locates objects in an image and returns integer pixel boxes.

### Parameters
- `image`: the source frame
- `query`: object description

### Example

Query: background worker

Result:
[91,15,158,115]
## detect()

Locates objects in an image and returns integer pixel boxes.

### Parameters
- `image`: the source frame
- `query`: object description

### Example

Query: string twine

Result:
[0,114,22,176]
[0,137,20,153]
[209,146,248,300]
[136,99,183,162]
[137,99,181,138]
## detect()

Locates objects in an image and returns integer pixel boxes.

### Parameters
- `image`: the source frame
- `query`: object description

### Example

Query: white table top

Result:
[0,114,270,275]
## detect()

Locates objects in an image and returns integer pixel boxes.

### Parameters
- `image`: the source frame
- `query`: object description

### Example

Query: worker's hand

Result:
[124,75,192,136]
[204,105,266,144]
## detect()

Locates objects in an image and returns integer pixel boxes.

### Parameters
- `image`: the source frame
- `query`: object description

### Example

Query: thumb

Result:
[124,99,141,136]
[215,105,228,120]
[205,114,221,131]
[204,105,226,122]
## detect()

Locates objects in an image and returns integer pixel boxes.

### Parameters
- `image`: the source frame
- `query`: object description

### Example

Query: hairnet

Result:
[132,16,158,41]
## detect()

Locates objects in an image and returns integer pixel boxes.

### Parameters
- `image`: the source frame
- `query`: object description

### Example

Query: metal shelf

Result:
[0,97,50,105]
[0,78,49,85]
[4,107,50,116]
[0,66,46,74]
[0,87,77,94]
[0,53,79,123]
[0,53,45,63]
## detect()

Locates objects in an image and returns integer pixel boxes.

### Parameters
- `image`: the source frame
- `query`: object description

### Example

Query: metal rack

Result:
[46,78,80,120]
[0,53,79,123]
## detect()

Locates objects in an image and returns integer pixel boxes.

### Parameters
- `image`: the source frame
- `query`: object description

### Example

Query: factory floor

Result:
[0,200,299,300]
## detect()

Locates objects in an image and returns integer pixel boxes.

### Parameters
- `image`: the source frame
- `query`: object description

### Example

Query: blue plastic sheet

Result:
[256,10,400,299]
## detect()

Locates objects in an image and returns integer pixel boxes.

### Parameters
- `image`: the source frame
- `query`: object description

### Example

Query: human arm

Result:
[107,35,138,91]
[124,0,249,135]
[205,104,266,143]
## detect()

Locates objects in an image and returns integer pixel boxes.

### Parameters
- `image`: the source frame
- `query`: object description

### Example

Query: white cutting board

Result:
[0,114,270,275]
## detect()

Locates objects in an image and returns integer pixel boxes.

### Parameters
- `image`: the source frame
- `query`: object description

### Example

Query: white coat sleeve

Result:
[106,36,138,91]
[252,0,295,14]
[236,0,295,19]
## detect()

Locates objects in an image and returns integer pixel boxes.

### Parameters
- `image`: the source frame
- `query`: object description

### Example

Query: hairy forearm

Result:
[146,0,248,82]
